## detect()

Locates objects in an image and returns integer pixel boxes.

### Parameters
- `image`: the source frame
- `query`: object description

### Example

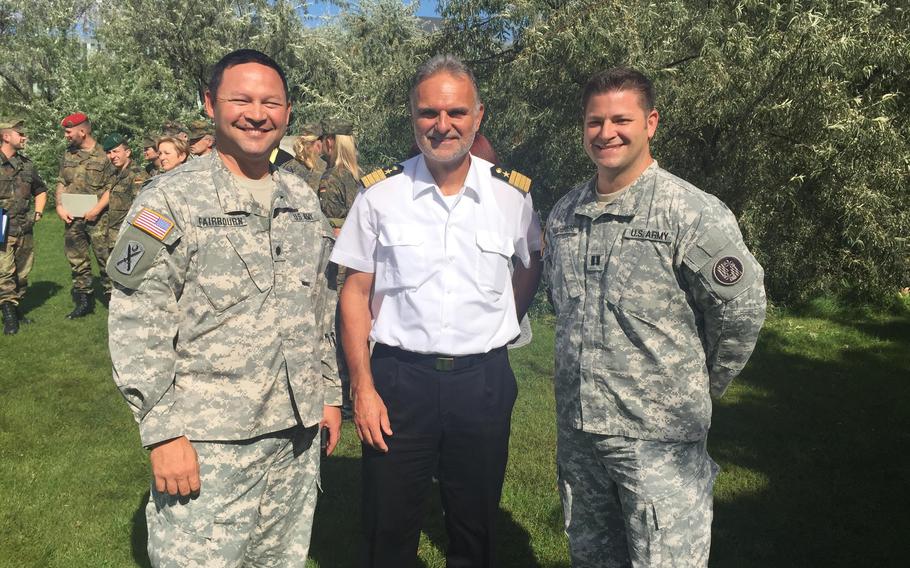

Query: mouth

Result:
[592,141,623,151]
[234,123,273,137]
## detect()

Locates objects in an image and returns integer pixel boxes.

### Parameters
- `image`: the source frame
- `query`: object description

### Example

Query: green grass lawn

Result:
[1,216,908,567]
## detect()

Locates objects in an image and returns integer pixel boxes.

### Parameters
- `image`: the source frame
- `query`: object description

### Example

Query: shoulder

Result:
[360,163,403,190]
[142,159,212,200]
[548,178,591,226]
[649,166,740,231]
[489,163,532,195]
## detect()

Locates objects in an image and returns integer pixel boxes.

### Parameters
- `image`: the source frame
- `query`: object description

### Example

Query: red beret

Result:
[60,112,88,128]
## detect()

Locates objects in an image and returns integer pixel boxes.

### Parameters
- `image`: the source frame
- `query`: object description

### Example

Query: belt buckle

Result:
[435,357,455,371]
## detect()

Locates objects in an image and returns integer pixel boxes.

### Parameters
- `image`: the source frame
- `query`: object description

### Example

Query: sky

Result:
[306,1,439,20]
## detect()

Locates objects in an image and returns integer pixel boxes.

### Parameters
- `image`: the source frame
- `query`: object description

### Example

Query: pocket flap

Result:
[476,230,514,257]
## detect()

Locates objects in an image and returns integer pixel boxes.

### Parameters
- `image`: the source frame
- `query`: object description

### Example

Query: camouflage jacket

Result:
[57,142,117,196]
[317,165,359,229]
[544,163,766,442]
[107,151,341,447]
[0,152,47,236]
[108,160,149,233]
[283,156,326,193]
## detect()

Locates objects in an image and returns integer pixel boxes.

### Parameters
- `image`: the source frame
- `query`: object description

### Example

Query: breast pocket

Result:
[197,233,273,312]
[475,230,514,297]
[607,234,677,324]
[84,162,107,192]
[545,227,583,312]
[377,223,427,291]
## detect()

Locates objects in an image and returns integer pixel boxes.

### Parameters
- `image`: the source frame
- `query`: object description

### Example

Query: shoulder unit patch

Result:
[360,164,403,189]
[490,165,532,193]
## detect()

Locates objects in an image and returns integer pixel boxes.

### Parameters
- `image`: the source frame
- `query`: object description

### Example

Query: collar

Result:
[573,161,659,220]
[208,150,285,215]
[411,153,484,203]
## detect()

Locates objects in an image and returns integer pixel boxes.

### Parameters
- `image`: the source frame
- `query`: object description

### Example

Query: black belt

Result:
[373,343,506,372]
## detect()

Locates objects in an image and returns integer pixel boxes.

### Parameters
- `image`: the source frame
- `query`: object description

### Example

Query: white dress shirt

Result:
[331,154,542,355]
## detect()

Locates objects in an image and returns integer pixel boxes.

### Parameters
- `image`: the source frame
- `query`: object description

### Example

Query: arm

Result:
[316,231,343,456]
[83,189,109,222]
[55,182,73,223]
[680,208,767,398]
[107,191,196,495]
[512,251,542,320]
[340,269,392,452]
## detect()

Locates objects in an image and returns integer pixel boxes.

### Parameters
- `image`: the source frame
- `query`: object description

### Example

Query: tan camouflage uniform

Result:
[544,162,766,567]
[282,156,326,193]
[57,143,117,294]
[107,151,341,567]
[107,160,149,243]
[0,151,46,305]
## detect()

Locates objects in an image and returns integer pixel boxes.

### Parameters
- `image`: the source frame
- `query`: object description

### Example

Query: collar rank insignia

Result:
[360,164,403,189]
[491,165,532,193]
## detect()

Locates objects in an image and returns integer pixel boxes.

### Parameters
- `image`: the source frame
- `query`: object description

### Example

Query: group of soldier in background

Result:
[0,110,363,335]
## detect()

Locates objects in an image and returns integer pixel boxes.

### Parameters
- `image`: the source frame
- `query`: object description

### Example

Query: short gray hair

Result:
[408,54,481,111]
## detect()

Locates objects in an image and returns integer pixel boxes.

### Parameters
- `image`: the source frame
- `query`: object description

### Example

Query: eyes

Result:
[586,117,634,128]
[417,108,470,119]
[218,97,287,109]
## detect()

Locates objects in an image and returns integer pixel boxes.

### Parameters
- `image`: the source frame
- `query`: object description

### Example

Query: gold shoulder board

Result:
[490,165,532,193]
[360,164,404,189]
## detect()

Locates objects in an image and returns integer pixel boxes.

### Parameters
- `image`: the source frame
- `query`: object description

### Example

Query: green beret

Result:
[187,119,213,141]
[0,117,24,130]
[102,133,129,152]
[300,122,323,138]
[321,118,353,136]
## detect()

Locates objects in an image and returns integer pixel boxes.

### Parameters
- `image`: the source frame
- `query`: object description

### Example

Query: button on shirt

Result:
[331,154,542,356]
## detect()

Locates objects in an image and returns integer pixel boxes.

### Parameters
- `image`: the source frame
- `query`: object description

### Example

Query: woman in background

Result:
[284,123,326,190]
[156,136,189,173]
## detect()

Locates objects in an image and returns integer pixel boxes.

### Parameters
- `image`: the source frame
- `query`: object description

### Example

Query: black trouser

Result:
[361,344,518,568]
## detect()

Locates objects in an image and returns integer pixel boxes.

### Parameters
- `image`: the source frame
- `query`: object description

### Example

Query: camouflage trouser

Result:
[0,232,34,305]
[64,216,110,294]
[557,427,719,568]
[146,425,320,568]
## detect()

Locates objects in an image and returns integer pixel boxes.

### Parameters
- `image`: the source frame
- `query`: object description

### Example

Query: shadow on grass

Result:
[19,280,62,315]
[131,490,151,568]
[709,315,910,567]
[310,453,539,567]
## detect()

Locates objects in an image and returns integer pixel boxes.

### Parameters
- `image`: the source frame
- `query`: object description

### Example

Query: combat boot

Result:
[66,292,94,319]
[1,303,19,335]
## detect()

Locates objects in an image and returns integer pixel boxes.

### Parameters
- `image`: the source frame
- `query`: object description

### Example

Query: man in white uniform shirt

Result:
[331,54,542,567]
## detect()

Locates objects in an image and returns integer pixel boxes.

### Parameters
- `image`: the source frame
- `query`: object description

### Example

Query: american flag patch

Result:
[131,208,175,241]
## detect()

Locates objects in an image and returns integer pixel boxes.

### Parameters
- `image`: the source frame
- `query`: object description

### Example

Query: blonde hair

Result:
[329,134,359,178]
[293,133,321,170]
[157,135,189,157]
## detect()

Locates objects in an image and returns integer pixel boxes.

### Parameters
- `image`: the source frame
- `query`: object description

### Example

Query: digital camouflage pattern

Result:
[58,143,118,293]
[558,428,718,567]
[106,160,149,242]
[283,156,326,193]
[317,164,359,229]
[107,151,341,448]
[544,162,766,442]
[545,162,766,566]
[147,425,321,567]
[0,152,46,305]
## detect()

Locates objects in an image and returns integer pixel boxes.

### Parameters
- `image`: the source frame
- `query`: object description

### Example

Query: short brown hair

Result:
[582,67,655,113]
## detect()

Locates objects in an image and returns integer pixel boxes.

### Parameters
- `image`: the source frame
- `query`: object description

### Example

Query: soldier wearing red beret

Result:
[55,112,118,318]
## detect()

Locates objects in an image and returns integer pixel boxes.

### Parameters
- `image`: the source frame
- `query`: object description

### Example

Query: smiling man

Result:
[332,54,542,567]
[106,49,342,567]
[544,67,767,566]
[102,133,148,246]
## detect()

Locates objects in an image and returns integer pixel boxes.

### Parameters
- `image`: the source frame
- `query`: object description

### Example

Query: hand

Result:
[56,204,73,224]
[352,385,392,452]
[320,405,342,456]
[83,208,100,222]
[33,211,43,222]
[148,436,200,496]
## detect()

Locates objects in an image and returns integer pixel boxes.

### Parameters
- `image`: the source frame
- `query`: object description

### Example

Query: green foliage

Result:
[0,0,906,303]
[433,0,910,304]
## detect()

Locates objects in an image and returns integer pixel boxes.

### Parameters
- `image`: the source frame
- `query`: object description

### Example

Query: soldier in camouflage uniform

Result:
[142,137,161,177]
[317,118,360,235]
[55,113,118,317]
[187,119,215,158]
[102,133,148,243]
[282,122,326,190]
[107,49,342,568]
[544,68,767,567]
[0,118,47,334]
